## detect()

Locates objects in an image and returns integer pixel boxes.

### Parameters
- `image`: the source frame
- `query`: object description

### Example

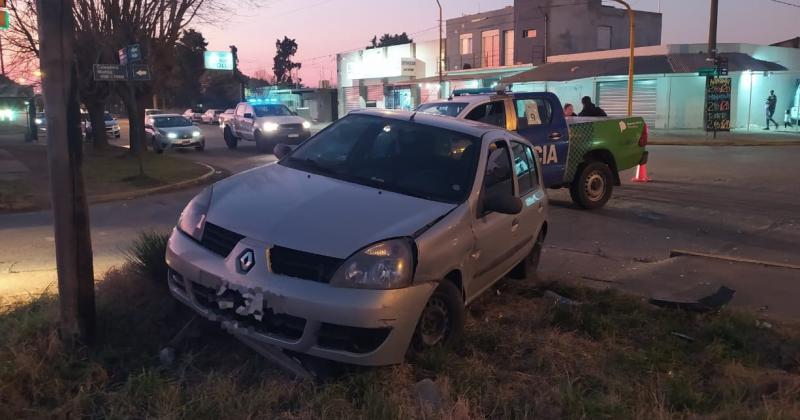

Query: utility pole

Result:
[708,0,719,59]
[36,0,96,343]
[612,0,635,116]
[436,0,444,98]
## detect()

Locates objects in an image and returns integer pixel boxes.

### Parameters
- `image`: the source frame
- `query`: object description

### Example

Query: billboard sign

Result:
[204,51,234,71]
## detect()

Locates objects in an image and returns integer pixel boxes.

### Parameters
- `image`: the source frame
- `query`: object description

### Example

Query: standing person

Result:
[784,109,794,128]
[764,90,778,130]
[564,103,577,117]
[578,96,607,117]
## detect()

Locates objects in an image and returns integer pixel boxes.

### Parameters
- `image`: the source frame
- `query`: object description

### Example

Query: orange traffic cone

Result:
[631,163,650,183]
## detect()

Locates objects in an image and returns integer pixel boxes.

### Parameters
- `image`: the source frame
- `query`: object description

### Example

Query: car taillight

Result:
[638,123,649,147]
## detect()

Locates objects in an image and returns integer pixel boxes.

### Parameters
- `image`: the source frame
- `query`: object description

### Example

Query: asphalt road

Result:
[2,124,799,316]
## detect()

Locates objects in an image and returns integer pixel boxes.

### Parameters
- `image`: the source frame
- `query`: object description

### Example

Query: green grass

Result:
[1,264,799,418]
[0,178,35,211]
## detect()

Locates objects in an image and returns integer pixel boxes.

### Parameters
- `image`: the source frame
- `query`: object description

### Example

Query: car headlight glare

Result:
[167,132,178,139]
[331,239,414,289]
[263,122,279,132]
[302,121,311,129]
[178,187,213,241]
[192,131,201,137]
[35,118,43,125]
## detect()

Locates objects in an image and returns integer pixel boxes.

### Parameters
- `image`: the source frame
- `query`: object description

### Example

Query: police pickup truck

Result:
[223,101,312,153]
[418,89,648,209]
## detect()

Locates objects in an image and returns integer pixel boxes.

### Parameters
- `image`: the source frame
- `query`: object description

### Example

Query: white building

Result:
[503,43,800,130]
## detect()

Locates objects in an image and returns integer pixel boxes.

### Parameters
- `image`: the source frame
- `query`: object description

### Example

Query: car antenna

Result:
[409,111,417,121]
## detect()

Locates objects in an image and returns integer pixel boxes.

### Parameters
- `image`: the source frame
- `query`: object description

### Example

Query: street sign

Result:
[697,67,717,77]
[129,64,151,81]
[127,44,142,62]
[93,64,127,81]
[204,51,234,71]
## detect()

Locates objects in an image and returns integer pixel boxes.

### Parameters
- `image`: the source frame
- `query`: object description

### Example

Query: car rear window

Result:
[417,102,468,117]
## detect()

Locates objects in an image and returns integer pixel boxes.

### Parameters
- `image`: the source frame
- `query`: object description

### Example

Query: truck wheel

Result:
[254,130,272,154]
[510,229,545,280]
[411,280,464,352]
[570,161,613,209]
[223,127,238,150]
[151,138,163,154]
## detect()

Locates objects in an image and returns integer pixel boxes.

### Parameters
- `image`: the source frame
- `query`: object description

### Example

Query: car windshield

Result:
[417,102,468,117]
[281,114,480,203]
[104,112,114,121]
[253,104,293,117]
[153,116,192,128]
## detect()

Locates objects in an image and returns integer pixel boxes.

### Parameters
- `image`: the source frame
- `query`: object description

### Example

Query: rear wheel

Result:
[411,280,464,352]
[570,161,613,209]
[223,127,238,150]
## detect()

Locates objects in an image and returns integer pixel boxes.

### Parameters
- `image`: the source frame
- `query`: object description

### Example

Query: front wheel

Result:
[151,137,163,154]
[195,143,205,152]
[570,161,614,209]
[411,280,464,352]
[254,130,272,153]
[223,127,238,150]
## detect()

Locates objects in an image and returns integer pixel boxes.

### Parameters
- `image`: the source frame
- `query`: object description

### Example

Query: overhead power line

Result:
[769,0,800,7]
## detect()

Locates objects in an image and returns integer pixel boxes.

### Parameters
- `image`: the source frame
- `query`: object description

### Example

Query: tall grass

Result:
[124,230,170,282]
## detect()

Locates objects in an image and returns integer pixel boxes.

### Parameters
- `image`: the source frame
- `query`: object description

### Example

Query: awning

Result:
[502,52,787,84]
[403,66,533,84]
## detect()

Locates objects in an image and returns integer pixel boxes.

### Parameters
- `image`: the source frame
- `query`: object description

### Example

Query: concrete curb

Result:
[669,249,800,270]
[88,162,220,204]
[650,140,800,147]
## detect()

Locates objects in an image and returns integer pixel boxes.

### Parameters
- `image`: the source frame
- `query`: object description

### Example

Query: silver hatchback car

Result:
[166,109,548,366]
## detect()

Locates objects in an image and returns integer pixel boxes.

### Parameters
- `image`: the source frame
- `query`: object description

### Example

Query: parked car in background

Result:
[201,109,224,124]
[223,101,311,152]
[218,108,235,128]
[166,109,549,366]
[183,108,204,123]
[81,111,121,139]
[418,89,648,209]
[34,112,46,132]
[146,114,205,153]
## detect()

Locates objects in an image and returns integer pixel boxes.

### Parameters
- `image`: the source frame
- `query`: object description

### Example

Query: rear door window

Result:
[465,101,506,128]
[514,98,553,129]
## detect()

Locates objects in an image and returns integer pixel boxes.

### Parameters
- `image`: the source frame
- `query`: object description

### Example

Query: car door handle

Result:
[549,132,562,140]
[511,219,519,232]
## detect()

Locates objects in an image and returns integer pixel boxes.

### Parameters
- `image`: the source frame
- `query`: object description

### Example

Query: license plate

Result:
[182,140,191,145]
[288,133,299,138]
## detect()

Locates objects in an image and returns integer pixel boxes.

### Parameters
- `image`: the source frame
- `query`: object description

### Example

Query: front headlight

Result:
[330,239,414,289]
[192,131,201,137]
[35,118,43,125]
[302,121,311,129]
[177,187,213,241]
[263,122,279,132]
[167,132,178,139]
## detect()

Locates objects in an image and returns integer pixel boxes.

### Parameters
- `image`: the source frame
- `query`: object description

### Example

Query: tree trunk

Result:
[119,84,146,155]
[85,99,108,150]
[37,0,96,344]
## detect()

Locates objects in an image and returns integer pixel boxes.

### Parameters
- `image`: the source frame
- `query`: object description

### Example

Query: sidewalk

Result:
[650,127,800,146]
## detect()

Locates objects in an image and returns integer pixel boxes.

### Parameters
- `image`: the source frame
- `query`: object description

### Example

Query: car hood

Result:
[105,120,118,127]
[206,163,457,259]
[159,126,198,136]
[254,115,305,125]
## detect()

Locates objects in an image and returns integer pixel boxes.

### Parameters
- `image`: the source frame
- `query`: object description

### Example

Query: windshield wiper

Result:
[287,157,336,175]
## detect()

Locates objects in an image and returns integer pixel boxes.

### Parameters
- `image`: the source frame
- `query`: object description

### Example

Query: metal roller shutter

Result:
[366,85,384,102]
[343,86,361,113]
[597,79,657,126]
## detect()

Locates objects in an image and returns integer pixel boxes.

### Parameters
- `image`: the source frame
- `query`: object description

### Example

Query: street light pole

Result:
[613,0,635,116]
[708,0,719,59]
[436,0,443,98]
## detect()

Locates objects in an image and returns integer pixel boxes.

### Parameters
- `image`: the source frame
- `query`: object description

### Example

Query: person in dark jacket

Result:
[764,90,778,130]
[578,96,607,117]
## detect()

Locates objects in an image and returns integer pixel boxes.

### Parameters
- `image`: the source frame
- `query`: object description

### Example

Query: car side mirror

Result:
[243,112,253,119]
[483,192,522,215]
[274,143,292,160]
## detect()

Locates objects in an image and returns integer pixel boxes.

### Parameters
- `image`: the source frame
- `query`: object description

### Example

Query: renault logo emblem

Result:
[238,249,255,273]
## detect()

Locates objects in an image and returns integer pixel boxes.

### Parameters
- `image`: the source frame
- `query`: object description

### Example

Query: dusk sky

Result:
[198,0,800,86]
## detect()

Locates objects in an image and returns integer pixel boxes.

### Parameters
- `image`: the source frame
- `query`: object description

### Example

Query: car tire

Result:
[570,160,613,209]
[151,137,163,154]
[254,130,272,153]
[195,143,205,152]
[509,229,545,280]
[411,280,465,352]
[223,127,238,150]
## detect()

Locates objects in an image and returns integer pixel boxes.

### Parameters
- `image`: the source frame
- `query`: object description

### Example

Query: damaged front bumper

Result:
[165,229,436,366]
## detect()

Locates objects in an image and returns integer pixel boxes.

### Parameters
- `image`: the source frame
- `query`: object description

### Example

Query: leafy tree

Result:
[171,30,208,108]
[368,32,413,49]
[272,36,301,86]
[200,71,241,109]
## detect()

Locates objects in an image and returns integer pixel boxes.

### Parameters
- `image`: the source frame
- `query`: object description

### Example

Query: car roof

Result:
[349,108,504,138]
[150,113,183,118]
[420,94,493,107]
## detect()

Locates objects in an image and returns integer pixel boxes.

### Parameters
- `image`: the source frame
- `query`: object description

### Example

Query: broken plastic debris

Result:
[218,300,234,309]
[649,286,735,313]
[670,332,696,342]
[543,290,580,306]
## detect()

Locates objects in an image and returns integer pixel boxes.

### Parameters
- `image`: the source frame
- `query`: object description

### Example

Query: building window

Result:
[481,30,500,67]
[597,26,612,50]
[460,34,473,55]
[504,30,514,66]
[523,29,537,39]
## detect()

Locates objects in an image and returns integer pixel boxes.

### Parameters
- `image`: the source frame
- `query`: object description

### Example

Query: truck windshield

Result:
[104,112,114,121]
[153,116,192,128]
[417,102,468,117]
[254,104,293,117]
[281,114,480,203]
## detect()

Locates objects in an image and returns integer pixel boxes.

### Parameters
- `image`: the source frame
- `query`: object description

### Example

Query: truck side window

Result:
[465,101,506,128]
[483,141,514,201]
[235,104,245,117]
[515,98,552,129]
[511,141,538,195]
